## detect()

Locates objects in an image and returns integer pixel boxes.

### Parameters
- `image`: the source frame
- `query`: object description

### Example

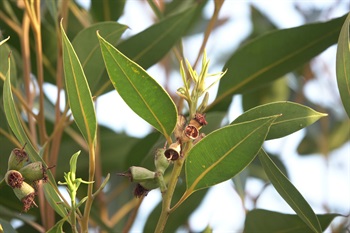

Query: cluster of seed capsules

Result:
[121,113,207,198]
[4,145,48,212]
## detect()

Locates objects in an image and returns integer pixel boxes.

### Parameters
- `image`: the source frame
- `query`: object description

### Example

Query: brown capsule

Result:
[134,183,150,198]
[164,141,181,161]
[5,170,24,188]
[182,124,199,142]
[195,113,208,126]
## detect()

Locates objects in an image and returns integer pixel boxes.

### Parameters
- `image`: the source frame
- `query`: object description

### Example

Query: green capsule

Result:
[19,161,46,182]
[129,166,155,182]
[13,181,37,212]
[118,166,156,183]
[154,148,170,175]
[8,147,29,171]
[5,170,24,188]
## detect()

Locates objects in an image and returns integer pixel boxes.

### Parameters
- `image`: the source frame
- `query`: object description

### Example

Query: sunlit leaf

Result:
[231,101,327,140]
[98,33,177,140]
[258,150,322,233]
[72,22,128,95]
[185,115,278,193]
[244,209,341,233]
[61,21,97,144]
[336,13,350,118]
[208,14,347,112]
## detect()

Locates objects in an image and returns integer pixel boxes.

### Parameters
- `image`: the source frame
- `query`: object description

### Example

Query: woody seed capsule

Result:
[5,170,24,188]
[13,181,37,212]
[119,166,156,183]
[19,161,47,182]
[8,147,29,171]
[164,141,181,161]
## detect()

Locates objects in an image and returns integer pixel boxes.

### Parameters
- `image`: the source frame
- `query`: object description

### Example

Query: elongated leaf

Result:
[208,14,347,112]
[258,150,322,233]
[117,6,197,69]
[336,13,350,118]
[61,22,97,144]
[185,115,278,193]
[3,57,68,219]
[244,209,341,233]
[98,33,177,140]
[72,22,128,94]
[231,101,327,140]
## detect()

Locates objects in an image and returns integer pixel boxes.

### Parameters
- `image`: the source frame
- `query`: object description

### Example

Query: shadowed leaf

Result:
[336,13,350,118]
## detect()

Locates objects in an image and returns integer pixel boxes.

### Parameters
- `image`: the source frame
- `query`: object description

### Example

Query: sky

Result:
[65,0,350,232]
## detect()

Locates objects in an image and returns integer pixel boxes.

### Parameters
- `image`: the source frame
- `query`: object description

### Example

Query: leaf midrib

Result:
[209,25,341,110]
[103,42,170,138]
[187,119,273,192]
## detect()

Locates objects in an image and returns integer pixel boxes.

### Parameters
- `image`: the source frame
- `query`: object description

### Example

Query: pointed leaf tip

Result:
[98,34,177,140]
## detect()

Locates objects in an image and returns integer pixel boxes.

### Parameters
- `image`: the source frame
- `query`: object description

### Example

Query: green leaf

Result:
[336,13,350,118]
[98,33,178,140]
[46,216,68,233]
[208,14,347,112]
[61,21,97,144]
[117,6,197,69]
[90,0,125,22]
[244,209,341,233]
[72,22,128,95]
[231,101,327,140]
[258,150,322,233]
[3,56,68,219]
[297,119,350,155]
[185,115,278,193]
[242,77,289,111]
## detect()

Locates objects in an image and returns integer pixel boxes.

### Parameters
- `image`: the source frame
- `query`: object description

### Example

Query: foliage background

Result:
[0,0,349,232]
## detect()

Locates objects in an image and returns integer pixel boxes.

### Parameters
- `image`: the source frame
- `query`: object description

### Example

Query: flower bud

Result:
[13,181,37,212]
[118,166,156,183]
[154,148,170,174]
[5,170,24,188]
[19,161,47,182]
[8,146,29,171]
[164,141,181,161]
